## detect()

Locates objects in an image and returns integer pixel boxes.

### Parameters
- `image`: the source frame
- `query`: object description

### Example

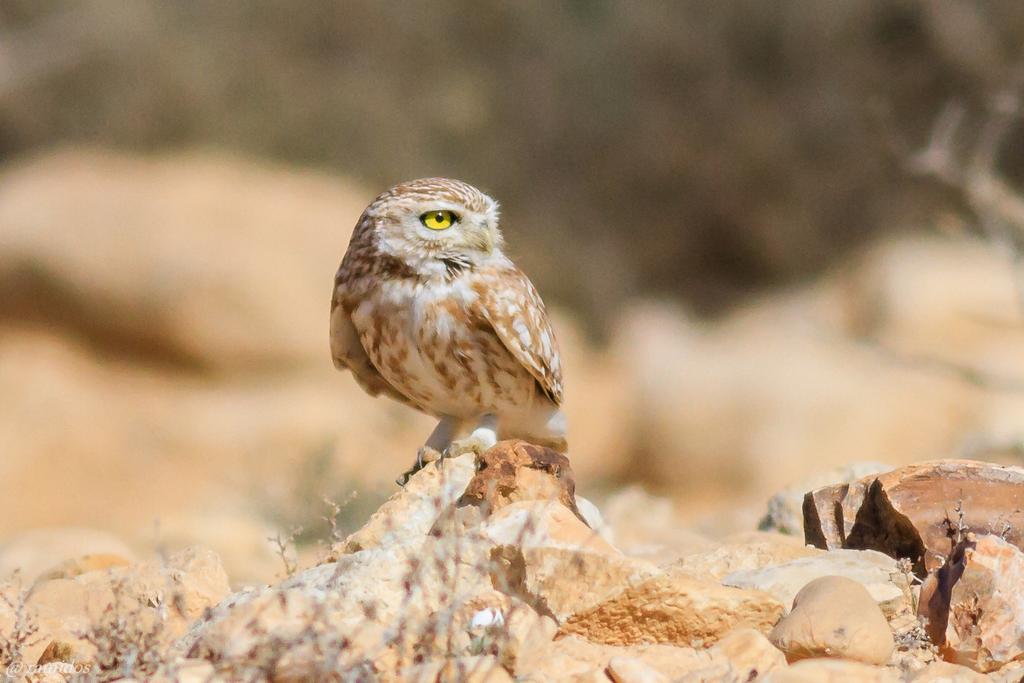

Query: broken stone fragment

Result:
[919,534,1024,673]
[484,500,658,623]
[761,461,891,535]
[803,460,1024,575]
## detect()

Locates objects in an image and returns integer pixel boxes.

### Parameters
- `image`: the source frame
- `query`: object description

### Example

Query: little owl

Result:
[330,178,566,483]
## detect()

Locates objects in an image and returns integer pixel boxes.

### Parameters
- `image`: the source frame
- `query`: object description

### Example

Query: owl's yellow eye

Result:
[420,210,457,230]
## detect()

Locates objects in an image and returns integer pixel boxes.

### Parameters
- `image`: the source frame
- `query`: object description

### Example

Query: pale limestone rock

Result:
[909,661,988,682]
[25,546,230,666]
[515,635,717,683]
[141,659,226,683]
[944,535,1024,673]
[723,530,811,547]
[606,656,669,683]
[724,549,912,618]
[761,658,900,682]
[482,500,618,554]
[183,581,394,680]
[0,149,369,372]
[671,538,822,581]
[576,495,616,547]
[495,608,557,671]
[559,572,784,647]
[33,554,132,585]
[0,528,136,583]
[570,673,612,683]
[769,576,894,665]
[484,501,659,622]
[399,655,512,683]
[184,498,556,677]
[989,661,1024,683]
[333,453,477,556]
[710,627,787,679]
[182,446,623,679]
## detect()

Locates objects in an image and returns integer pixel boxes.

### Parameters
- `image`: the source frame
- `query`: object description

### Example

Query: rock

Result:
[25,546,230,667]
[483,500,618,554]
[606,657,669,683]
[33,554,132,584]
[155,511,284,587]
[400,656,513,683]
[909,661,989,682]
[887,609,937,674]
[760,461,891,535]
[576,496,616,547]
[609,255,978,521]
[139,659,225,683]
[709,627,787,679]
[559,571,784,647]
[333,453,477,556]
[489,606,558,672]
[515,635,718,682]
[601,486,717,564]
[0,148,368,372]
[989,662,1024,683]
[723,530,811,547]
[921,534,1024,673]
[0,528,136,583]
[803,460,1024,575]
[183,580,397,679]
[186,511,533,675]
[769,576,895,665]
[723,549,912,618]
[459,440,585,522]
[485,501,656,622]
[671,538,822,581]
[761,658,900,682]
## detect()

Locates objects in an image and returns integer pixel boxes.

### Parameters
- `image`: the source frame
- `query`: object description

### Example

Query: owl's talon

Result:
[417,445,443,469]
[395,446,444,487]
[444,434,495,460]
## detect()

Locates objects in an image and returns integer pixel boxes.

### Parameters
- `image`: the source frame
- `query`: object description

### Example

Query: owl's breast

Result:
[351,278,537,417]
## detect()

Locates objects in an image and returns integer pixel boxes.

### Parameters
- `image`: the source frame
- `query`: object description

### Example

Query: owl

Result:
[330,178,566,483]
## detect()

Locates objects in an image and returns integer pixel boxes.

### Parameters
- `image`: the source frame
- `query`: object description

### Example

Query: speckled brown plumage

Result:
[331,178,567,466]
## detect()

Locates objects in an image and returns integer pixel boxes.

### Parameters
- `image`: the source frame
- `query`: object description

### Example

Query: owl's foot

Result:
[443,431,498,460]
[395,446,443,487]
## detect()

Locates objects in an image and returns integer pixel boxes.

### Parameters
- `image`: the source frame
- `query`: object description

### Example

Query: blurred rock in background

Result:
[1,147,1024,583]
[2,1,1024,323]
[1,1,1024,585]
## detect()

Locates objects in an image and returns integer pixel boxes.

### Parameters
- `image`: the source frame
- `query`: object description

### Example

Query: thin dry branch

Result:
[891,65,1024,312]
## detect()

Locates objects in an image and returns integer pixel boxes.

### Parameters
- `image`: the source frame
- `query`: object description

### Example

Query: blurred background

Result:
[1,0,1024,584]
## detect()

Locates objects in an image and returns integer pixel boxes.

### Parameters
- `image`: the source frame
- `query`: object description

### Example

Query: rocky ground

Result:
[3,147,1024,679]
[2,147,1024,583]
[2,441,1024,681]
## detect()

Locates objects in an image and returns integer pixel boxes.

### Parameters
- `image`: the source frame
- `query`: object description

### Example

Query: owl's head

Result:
[362,178,504,277]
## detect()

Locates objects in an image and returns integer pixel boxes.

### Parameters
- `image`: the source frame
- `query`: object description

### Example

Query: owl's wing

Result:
[330,288,421,409]
[473,265,564,405]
